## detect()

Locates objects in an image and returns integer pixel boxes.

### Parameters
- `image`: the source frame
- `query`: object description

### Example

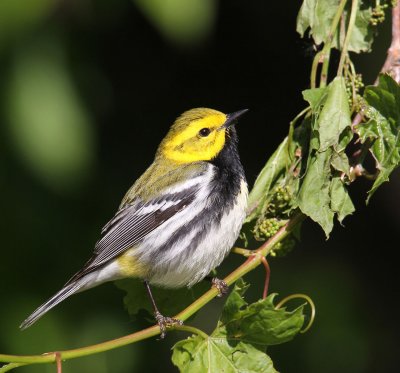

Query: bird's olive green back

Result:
[121,108,229,206]
[120,160,207,206]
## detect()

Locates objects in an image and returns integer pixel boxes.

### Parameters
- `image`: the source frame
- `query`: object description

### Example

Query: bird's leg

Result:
[144,280,183,339]
[205,276,229,297]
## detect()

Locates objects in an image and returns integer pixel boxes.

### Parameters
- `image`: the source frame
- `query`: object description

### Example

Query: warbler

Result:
[20,108,248,336]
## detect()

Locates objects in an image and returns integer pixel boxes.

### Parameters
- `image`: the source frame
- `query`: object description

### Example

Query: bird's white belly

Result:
[145,180,248,288]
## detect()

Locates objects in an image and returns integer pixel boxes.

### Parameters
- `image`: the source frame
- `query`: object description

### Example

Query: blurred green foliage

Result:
[134,0,217,46]
[5,37,95,192]
[0,0,55,50]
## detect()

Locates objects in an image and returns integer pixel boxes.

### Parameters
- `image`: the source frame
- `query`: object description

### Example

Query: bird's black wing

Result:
[65,186,198,284]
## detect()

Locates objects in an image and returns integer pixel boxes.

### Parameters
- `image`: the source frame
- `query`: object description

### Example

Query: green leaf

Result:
[297,78,354,236]
[218,280,305,346]
[298,149,334,237]
[303,79,352,154]
[349,6,374,53]
[357,74,400,200]
[331,151,351,175]
[219,279,249,322]
[317,77,351,152]
[216,296,305,346]
[297,0,339,46]
[172,279,305,373]
[247,80,352,238]
[172,336,277,373]
[246,114,311,226]
[302,87,328,111]
[116,278,208,321]
[330,176,355,224]
[337,126,354,153]
[296,0,374,53]
[246,137,290,221]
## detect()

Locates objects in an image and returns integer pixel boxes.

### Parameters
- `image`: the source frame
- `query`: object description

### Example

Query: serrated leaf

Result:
[246,116,311,225]
[297,0,339,46]
[337,126,354,153]
[298,149,334,237]
[298,78,354,236]
[331,151,350,175]
[330,176,355,223]
[318,77,352,152]
[116,278,208,320]
[216,295,305,346]
[220,279,249,322]
[367,74,400,115]
[302,79,352,153]
[172,279,304,373]
[349,6,374,53]
[219,280,304,346]
[246,138,290,221]
[301,88,328,153]
[297,0,374,53]
[217,280,305,346]
[357,74,400,200]
[302,87,328,110]
[172,336,277,373]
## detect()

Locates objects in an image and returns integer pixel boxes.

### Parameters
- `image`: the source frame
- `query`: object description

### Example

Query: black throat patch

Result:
[209,126,245,206]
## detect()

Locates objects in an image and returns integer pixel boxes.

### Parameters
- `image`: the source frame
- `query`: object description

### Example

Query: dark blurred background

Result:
[1,1,399,372]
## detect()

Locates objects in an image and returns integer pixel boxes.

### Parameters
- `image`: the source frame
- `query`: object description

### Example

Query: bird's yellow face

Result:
[160,108,228,164]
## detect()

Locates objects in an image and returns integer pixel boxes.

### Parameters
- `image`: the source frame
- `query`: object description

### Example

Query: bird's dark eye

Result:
[199,128,211,137]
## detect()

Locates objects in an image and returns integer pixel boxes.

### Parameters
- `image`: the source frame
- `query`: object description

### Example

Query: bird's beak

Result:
[219,109,249,130]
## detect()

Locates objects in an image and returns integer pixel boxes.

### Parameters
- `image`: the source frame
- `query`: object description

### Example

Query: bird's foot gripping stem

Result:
[154,311,183,339]
[211,277,229,297]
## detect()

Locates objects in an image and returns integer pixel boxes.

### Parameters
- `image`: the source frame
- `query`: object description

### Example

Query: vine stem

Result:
[260,256,271,299]
[0,213,305,370]
[173,325,209,339]
[337,0,359,76]
[275,293,316,333]
[381,1,400,82]
[310,0,348,88]
[0,364,27,373]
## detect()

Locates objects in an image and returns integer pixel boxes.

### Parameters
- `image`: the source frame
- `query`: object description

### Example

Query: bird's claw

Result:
[211,277,229,297]
[154,311,183,339]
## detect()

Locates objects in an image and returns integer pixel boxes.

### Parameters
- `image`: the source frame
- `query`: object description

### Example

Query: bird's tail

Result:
[19,278,89,330]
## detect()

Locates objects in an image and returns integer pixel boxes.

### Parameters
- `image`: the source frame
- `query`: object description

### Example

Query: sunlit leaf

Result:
[331,151,351,175]
[297,77,353,236]
[302,87,328,111]
[317,77,351,152]
[297,0,374,53]
[357,74,400,200]
[172,279,304,372]
[216,288,305,346]
[246,138,290,222]
[172,336,277,373]
[298,149,334,237]
[330,176,355,224]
